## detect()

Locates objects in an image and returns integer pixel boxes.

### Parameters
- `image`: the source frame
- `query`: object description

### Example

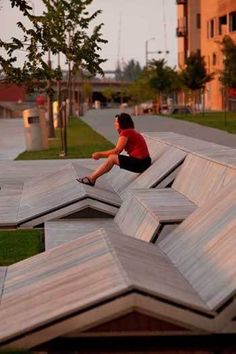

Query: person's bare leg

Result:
[89,154,119,183]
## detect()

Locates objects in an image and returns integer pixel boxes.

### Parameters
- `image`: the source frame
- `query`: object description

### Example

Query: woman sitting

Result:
[78,112,151,186]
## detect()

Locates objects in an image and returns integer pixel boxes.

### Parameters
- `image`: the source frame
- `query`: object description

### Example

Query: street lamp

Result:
[145,37,155,67]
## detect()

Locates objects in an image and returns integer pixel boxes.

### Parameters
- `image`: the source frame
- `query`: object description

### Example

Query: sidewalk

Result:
[81,109,236,148]
[0,119,25,160]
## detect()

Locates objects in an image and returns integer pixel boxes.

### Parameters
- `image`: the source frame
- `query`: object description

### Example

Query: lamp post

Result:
[146,48,170,66]
[145,37,155,67]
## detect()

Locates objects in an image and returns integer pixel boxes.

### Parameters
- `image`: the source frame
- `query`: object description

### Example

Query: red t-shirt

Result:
[120,129,150,159]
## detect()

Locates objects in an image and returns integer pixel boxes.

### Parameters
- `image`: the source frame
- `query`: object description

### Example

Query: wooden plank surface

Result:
[143,132,236,167]
[0,160,100,186]
[0,230,210,346]
[20,199,118,229]
[45,219,120,250]
[0,186,22,226]
[120,147,186,200]
[17,164,120,224]
[0,267,7,302]
[160,180,236,310]
[108,233,208,311]
[0,230,128,344]
[172,154,229,206]
[106,140,169,196]
[115,189,196,242]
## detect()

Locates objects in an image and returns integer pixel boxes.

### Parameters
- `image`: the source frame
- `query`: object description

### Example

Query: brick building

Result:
[177,0,236,111]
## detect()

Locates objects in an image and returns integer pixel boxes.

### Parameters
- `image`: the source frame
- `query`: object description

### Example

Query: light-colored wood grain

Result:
[160,180,236,310]
[0,231,208,346]
[44,219,120,250]
[115,189,196,241]
[173,154,230,206]
[16,164,120,224]
[120,147,186,200]
[106,140,170,196]
[20,199,118,229]
[143,132,236,167]
[0,186,22,227]
[0,267,7,302]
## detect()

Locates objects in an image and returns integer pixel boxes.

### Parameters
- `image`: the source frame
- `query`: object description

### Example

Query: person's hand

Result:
[92,152,101,160]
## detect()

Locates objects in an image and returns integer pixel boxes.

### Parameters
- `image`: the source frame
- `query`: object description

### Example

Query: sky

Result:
[0,0,177,72]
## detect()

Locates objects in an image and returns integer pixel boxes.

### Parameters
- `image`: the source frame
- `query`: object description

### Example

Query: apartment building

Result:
[177,0,236,111]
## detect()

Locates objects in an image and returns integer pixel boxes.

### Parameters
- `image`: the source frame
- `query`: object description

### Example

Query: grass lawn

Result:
[0,229,44,266]
[169,111,236,134]
[16,116,114,160]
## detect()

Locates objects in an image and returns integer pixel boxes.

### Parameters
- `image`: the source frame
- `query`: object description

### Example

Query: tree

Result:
[126,74,155,106]
[122,59,142,81]
[0,0,107,140]
[220,35,236,88]
[10,0,31,13]
[148,59,180,109]
[180,51,214,113]
[102,87,115,106]
[115,59,142,81]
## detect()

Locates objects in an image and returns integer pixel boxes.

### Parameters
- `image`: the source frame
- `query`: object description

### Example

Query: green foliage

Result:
[16,117,114,160]
[102,87,115,102]
[219,35,236,88]
[170,111,236,134]
[0,0,107,92]
[127,77,155,104]
[180,51,214,91]
[0,229,44,266]
[115,59,143,81]
[148,59,181,95]
[10,0,32,14]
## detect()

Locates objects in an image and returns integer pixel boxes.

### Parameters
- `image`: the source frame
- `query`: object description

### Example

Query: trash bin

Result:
[23,107,48,151]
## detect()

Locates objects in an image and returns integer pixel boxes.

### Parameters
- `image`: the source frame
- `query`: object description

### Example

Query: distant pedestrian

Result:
[77,113,151,186]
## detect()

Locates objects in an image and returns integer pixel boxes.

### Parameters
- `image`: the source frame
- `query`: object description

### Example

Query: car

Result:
[170,105,193,115]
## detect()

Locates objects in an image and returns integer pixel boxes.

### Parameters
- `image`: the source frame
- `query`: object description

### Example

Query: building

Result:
[0,83,26,102]
[177,0,236,111]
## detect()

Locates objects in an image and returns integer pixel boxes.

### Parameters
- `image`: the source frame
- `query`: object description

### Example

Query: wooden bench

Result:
[159,179,236,311]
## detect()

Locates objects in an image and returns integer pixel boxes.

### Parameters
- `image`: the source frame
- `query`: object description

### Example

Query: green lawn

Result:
[16,116,114,160]
[0,229,44,266]
[169,111,236,134]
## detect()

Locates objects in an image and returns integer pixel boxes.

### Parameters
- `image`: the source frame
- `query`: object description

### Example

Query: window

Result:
[208,19,215,38]
[229,12,236,32]
[219,15,227,35]
[212,53,217,66]
[196,13,201,29]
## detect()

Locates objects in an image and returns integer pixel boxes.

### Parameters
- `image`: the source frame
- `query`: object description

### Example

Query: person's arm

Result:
[92,136,128,160]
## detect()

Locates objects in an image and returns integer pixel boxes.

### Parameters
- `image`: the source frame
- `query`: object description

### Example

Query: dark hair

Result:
[116,113,134,129]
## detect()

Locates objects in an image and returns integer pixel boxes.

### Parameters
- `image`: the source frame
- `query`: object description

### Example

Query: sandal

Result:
[77,176,95,187]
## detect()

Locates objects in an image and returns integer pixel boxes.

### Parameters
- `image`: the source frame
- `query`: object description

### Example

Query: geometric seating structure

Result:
[45,187,197,249]
[0,228,235,349]
[159,179,236,311]
[0,142,188,229]
[0,132,236,350]
[0,163,121,228]
[107,143,186,199]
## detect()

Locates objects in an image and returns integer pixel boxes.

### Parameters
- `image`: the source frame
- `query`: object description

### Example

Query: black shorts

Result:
[118,155,152,173]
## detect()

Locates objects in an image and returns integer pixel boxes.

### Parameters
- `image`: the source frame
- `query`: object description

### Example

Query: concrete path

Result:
[81,108,236,148]
[0,119,25,160]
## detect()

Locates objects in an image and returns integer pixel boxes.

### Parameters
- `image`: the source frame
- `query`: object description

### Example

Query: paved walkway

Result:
[81,109,236,148]
[0,119,25,160]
